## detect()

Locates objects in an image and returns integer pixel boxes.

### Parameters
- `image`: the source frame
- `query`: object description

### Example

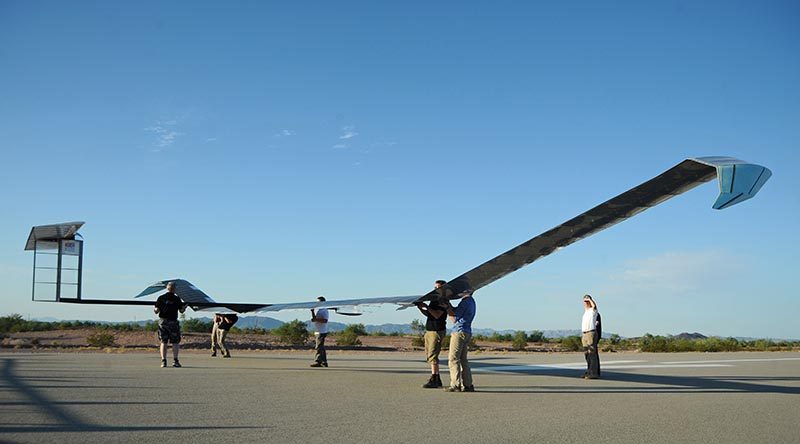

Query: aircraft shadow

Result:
[281,360,800,395]
[472,368,800,395]
[0,358,271,435]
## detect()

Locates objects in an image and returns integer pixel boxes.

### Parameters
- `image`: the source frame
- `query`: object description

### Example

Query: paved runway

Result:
[1,351,799,443]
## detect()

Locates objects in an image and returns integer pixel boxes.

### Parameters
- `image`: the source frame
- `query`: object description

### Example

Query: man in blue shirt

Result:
[445,290,476,392]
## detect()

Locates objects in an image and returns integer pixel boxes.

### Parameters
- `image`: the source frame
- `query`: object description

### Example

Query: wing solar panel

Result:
[443,157,771,297]
[25,221,85,250]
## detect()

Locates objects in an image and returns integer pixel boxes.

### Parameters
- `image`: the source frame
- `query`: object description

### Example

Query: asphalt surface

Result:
[1,350,799,443]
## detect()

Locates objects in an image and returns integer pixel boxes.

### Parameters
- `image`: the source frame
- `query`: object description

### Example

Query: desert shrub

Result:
[344,323,368,336]
[528,330,546,342]
[410,319,425,347]
[336,324,366,346]
[86,332,116,347]
[0,314,25,332]
[489,332,513,342]
[182,318,213,333]
[561,335,583,351]
[337,330,362,346]
[143,321,159,332]
[512,331,528,350]
[639,334,743,352]
[273,320,309,345]
[745,339,776,351]
[640,334,668,352]
[0,314,52,333]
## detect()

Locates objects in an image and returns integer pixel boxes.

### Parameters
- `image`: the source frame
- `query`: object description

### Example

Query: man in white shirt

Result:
[310,296,330,368]
[581,294,601,379]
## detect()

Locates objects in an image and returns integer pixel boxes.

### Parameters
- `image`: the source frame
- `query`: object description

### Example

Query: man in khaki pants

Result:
[211,313,236,358]
[581,294,601,379]
[416,293,447,388]
[445,291,476,392]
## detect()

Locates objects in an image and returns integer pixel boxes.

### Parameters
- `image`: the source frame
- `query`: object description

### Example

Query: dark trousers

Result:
[314,333,328,364]
[582,331,601,377]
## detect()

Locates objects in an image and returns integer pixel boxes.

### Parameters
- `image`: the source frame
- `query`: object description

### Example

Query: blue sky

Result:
[1,1,798,338]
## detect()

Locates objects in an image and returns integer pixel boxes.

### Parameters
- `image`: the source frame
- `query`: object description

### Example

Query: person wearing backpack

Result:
[581,294,601,379]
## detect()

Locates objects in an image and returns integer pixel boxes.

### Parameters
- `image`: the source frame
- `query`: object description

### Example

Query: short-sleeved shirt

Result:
[451,296,476,334]
[155,292,183,321]
[314,308,329,335]
[582,309,598,332]
[423,303,447,332]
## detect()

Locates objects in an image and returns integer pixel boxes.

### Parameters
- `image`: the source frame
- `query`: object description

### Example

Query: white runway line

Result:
[474,359,743,373]
[661,357,800,365]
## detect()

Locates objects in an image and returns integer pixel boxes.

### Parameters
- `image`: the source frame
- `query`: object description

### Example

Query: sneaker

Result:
[160,359,167,368]
[434,374,443,387]
[211,352,217,357]
[585,375,599,379]
[172,360,182,368]
[444,386,461,392]
[463,385,476,392]
[422,375,438,389]
[223,354,231,358]
[310,362,323,367]
[322,362,328,367]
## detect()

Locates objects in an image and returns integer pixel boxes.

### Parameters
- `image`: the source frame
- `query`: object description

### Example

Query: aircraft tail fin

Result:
[691,157,772,210]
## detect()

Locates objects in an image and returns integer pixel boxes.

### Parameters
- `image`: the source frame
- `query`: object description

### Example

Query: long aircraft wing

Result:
[31,156,771,314]
[439,156,771,297]
[172,156,770,313]
[132,278,422,314]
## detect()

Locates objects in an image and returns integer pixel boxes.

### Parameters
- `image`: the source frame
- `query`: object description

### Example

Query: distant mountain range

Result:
[25,316,794,340]
[32,315,613,338]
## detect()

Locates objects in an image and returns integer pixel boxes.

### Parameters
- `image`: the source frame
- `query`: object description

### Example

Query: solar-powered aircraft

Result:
[25,156,771,314]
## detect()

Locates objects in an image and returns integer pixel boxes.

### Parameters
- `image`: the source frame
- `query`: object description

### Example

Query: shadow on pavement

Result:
[0,358,271,435]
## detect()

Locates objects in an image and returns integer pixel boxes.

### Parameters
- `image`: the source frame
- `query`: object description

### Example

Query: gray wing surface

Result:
[135,156,771,313]
[250,295,423,313]
[135,279,270,313]
[441,156,771,297]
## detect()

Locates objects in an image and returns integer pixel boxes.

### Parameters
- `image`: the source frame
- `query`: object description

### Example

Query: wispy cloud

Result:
[204,137,217,143]
[339,125,359,140]
[144,120,184,151]
[609,250,744,293]
[332,143,348,149]
[274,129,296,137]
